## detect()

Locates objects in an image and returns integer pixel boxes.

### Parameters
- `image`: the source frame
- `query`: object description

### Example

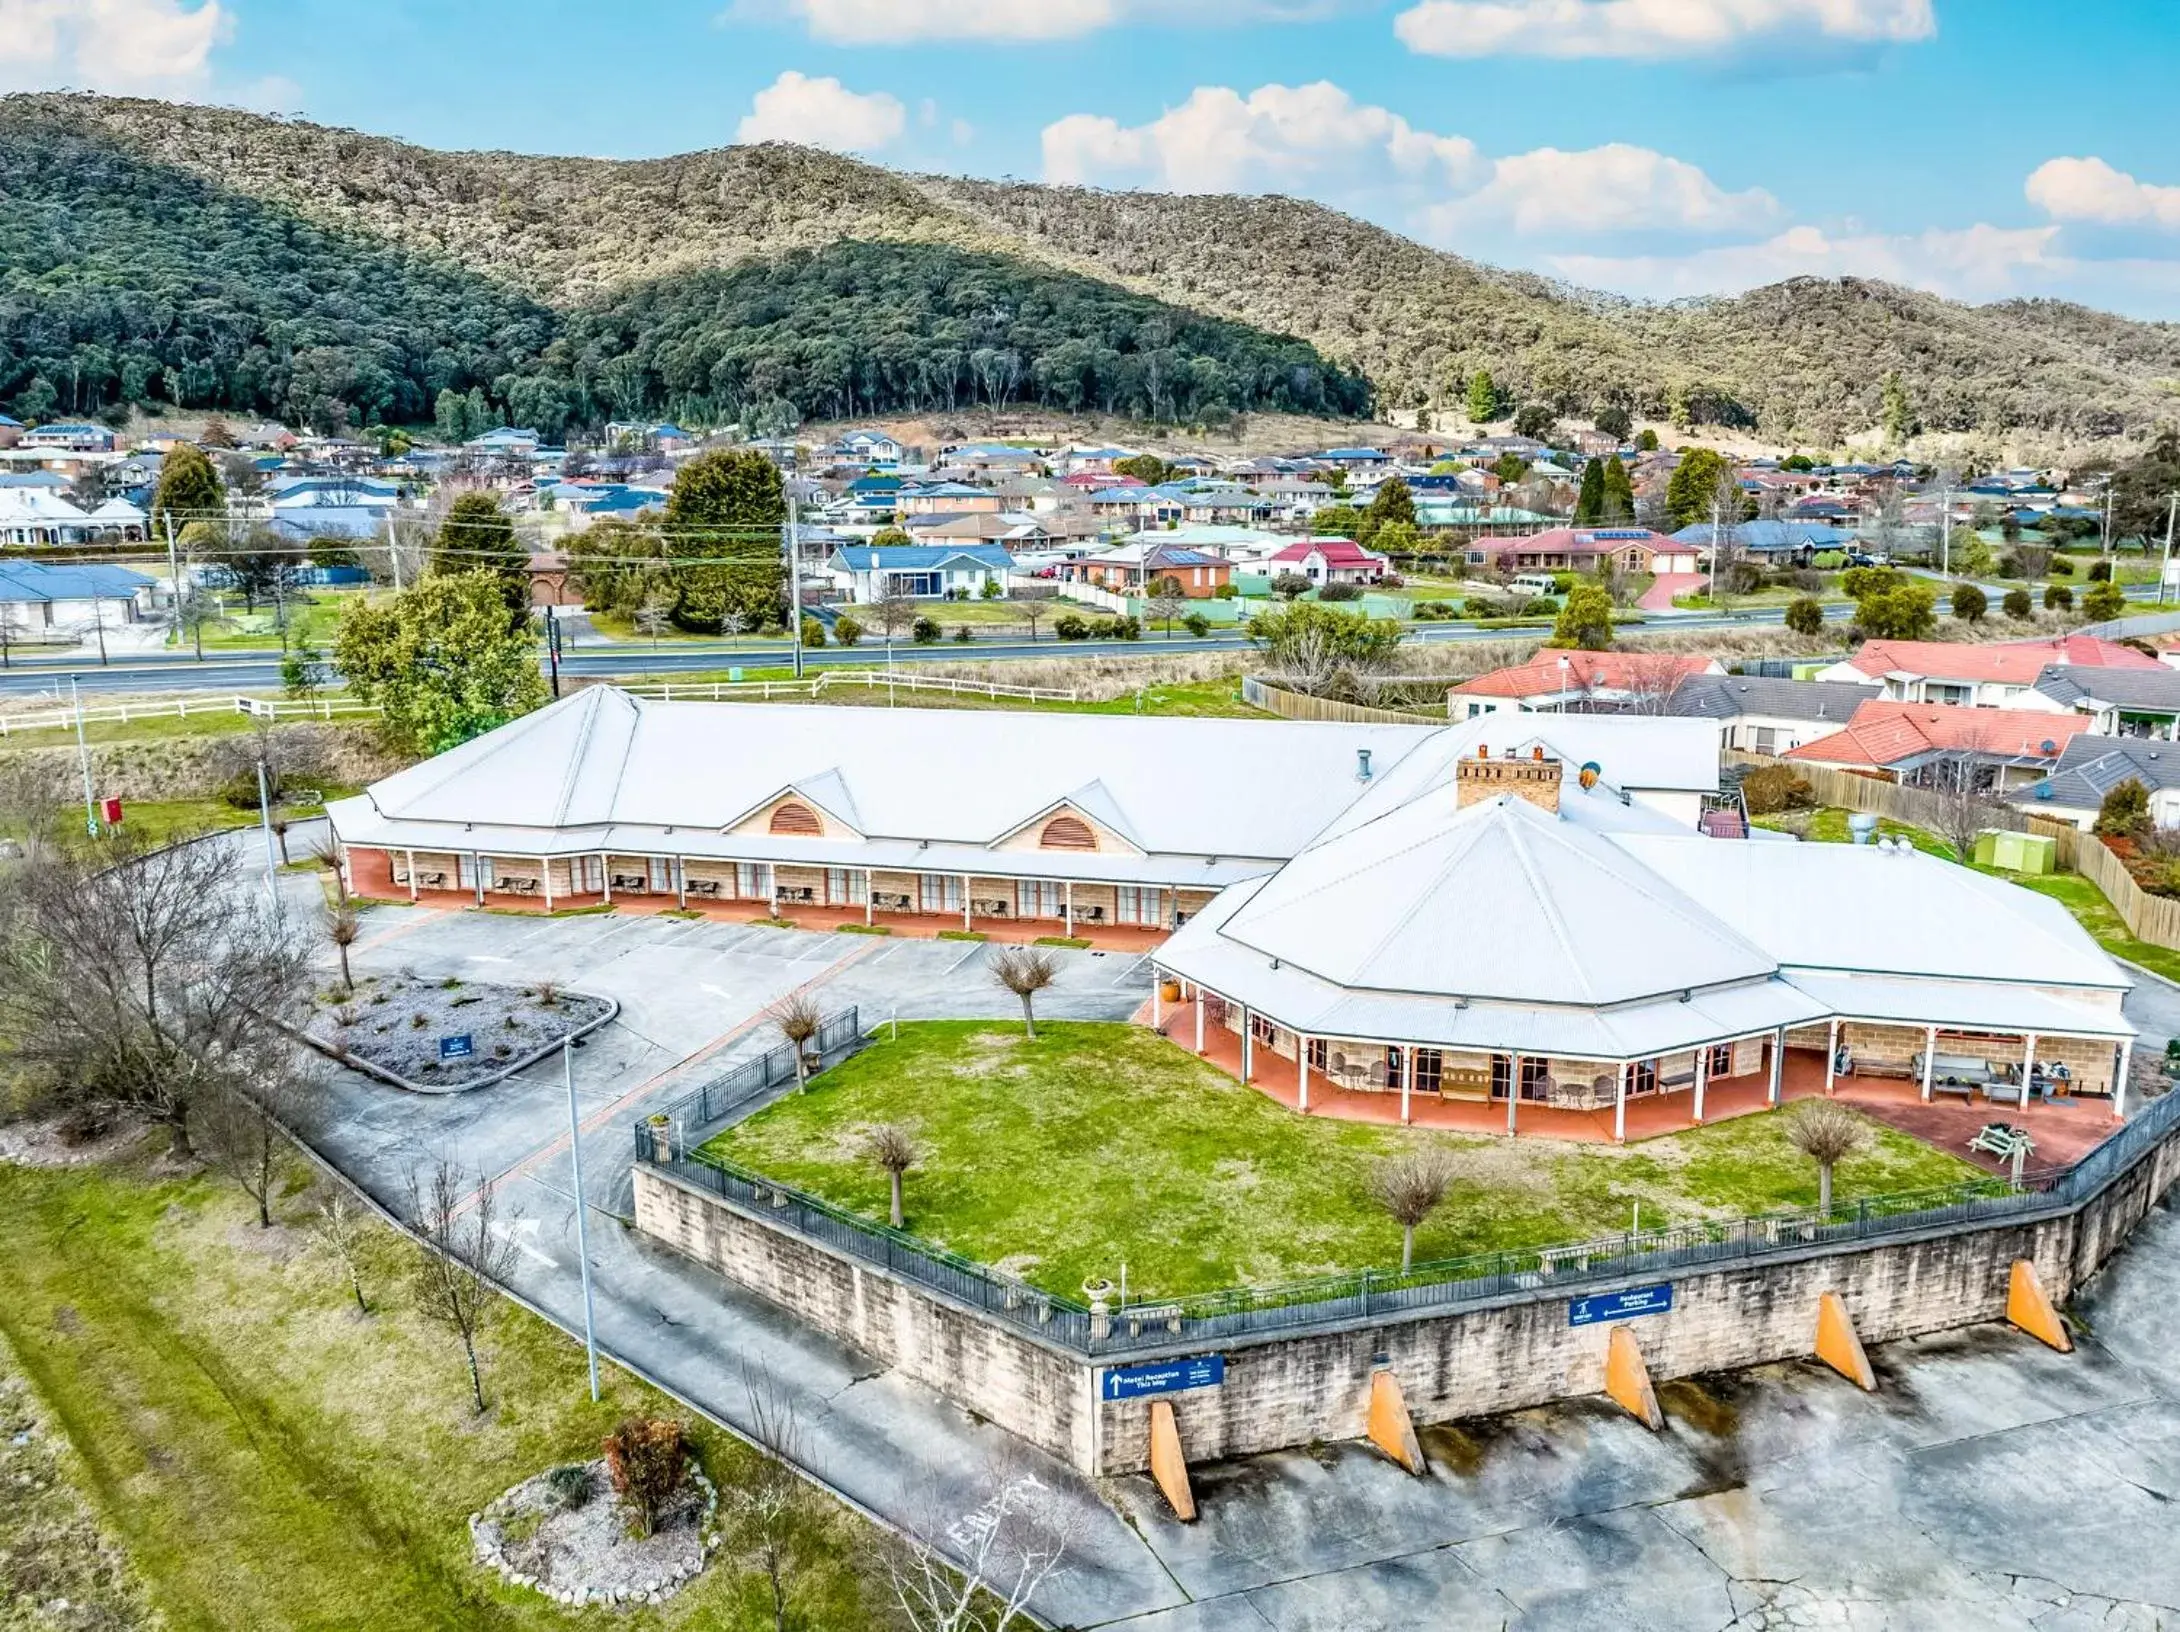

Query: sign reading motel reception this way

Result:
[1568,1284,1674,1327]
[1101,1355,1226,1401]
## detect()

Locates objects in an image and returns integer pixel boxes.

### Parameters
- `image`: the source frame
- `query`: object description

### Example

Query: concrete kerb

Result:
[283,995,623,1096]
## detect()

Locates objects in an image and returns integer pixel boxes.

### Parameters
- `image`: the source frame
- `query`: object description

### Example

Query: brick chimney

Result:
[1457,743,1562,815]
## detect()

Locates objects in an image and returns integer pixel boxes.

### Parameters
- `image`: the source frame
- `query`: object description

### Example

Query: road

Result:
[0,602,1860,697]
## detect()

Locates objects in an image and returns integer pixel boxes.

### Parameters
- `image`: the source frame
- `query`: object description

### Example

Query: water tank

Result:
[1847,812,1880,846]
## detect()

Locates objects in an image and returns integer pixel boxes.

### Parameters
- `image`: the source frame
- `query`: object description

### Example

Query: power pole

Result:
[2162,493,2178,609]
[1940,486,1952,580]
[163,512,184,651]
[786,452,805,679]
[564,1037,600,1402]
[70,675,97,838]
[255,755,280,907]
[545,605,562,700]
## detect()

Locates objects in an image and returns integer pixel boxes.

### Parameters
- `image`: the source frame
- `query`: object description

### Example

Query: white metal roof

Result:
[351,687,1441,864]
[1219,794,1778,1006]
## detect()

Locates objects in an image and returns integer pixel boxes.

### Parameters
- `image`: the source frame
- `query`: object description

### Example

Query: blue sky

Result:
[13,0,2180,316]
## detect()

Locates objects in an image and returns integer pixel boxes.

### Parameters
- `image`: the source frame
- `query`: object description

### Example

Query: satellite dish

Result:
[2040,740,2057,754]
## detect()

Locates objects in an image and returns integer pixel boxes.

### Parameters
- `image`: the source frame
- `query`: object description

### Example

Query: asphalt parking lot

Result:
[295,878,2180,1630]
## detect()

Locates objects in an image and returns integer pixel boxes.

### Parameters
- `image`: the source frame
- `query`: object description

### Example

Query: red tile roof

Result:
[1269,537,1389,567]
[1786,700,2092,769]
[1451,651,1717,700]
[1835,636,2160,687]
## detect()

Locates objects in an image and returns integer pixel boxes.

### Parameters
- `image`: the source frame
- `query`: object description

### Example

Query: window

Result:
[1020,880,1064,919]
[1708,1044,1733,1078]
[1521,1057,1551,1101]
[457,855,481,889]
[769,801,821,836]
[1039,814,1097,851]
[827,868,866,905]
[1250,1014,1276,1046]
[1385,1047,1404,1092]
[1115,886,1164,925]
[580,855,604,893]
[1307,1038,1329,1071]
[1491,1054,1512,1099]
[919,874,964,914]
[1631,1058,1658,1096]
[649,857,675,893]
[1413,1049,1443,1094]
[736,863,770,900]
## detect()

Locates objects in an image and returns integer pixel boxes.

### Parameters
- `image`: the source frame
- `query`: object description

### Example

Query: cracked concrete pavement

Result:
[283,858,2180,1631]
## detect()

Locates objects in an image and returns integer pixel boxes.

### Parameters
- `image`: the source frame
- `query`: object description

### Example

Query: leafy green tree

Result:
[1636,428,1660,452]
[2082,580,2127,622]
[1364,476,1416,544]
[1512,403,1556,440]
[2044,583,2073,612]
[1548,583,1615,650]
[1950,583,1988,624]
[2110,430,2180,546]
[1574,458,1606,525]
[2003,586,2034,620]
[1953,533,1995,577]
[1491,453,1529,487]
[869,525,912,549]
[1593,405,1633,441]
[333,573,548,756]
[1881,372,1914,446]
[1466,369,1499,425]
[1371,520,1422,563]
[1665,448,1732,529]
[1247,601,1403,668]
[1113,454,1173,485]
[1784,596,1825,636]
[2096,779,2151,838]
[1600,456,1635,523]
[149,443,225,540]
[1311,504,1365,541]
[664,449,785,632]
[1856,584,1937,640]
[429,492,529,624]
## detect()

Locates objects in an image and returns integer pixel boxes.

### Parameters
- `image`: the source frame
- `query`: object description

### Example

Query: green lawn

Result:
[633,672,1268,719]
[195,591,359,652]
[0,702,272,750]
[704,1021,1976,1302]
[0,1150,888,1632]
[1,788,360,849]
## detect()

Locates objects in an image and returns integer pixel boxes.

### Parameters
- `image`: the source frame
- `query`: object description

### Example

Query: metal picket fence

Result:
[637,1071,2180,1359]
[647,1006,864,1138]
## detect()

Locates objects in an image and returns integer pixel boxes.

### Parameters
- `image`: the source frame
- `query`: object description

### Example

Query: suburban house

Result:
[1669,520,1855,564]
[1786,700,2093,789]
[1450,652,1723,718]
[825,543,1016,602]
[1815,636,2162,708]
[898,483,1004,517]
[830,429,905,467]
[1663,674,1883,755]
[1465,527,1700,576]
[0,488,147,545]
[1153,721,2135,1141]
[18,423,116,453]
[1065,541,1233,597]
[0,560,156,637]
[2012,736,2180,829]
[1266,537,1390,586]
[2032,664,2180,740]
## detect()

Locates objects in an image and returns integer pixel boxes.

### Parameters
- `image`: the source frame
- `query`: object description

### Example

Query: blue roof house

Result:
[825,543,1016,603]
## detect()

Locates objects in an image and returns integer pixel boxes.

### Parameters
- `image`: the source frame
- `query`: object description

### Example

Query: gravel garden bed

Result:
[300,973,616,1092]
[470,1457,719,1609]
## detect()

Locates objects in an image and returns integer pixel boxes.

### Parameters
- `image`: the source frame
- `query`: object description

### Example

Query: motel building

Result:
[328,691,2136,1152]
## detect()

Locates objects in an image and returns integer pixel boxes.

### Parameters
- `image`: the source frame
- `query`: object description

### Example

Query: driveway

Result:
[289,874,2180,1630]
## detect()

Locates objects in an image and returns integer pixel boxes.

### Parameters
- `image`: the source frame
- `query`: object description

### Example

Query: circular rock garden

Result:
[470,1450,720,1609]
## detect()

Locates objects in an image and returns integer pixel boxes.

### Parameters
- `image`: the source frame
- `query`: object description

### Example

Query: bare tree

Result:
[326,902,360,991]
[864,1123,921,1229]
[312,1188,375,1314]
[1368,1148,1456,1273]
[1618,652,1691,717]
[769,992,825,1091]
[1922,746,2005,865]
[990,947,1058,1039]
[874,594,918,644]
[1146,575,1187,637]
[308,833,349,904]
[199,1051,317,1228]
[407,1155,520,1415]
[1785,1099,1867,1215]
[633,589,674,650]
[882,1459,1077,1632]
[732,1363,809,1632]
[1018,597,1048,643]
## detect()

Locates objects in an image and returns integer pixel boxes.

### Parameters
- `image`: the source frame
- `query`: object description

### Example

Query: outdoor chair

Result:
[611,874,647,892]
[1983,1080,2028,1109]
[686,879,722,897]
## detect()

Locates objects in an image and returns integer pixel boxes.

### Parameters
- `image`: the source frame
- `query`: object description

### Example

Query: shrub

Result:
[1950,583,1987,624]
[1377,571,1405,589]
[1550,572,1577,594]
[2083,581,2127,622]
[1741,764,1815,816]
[799,615,826,648]
[1811,551,1846,570]
[1840,565,1899,601]
[2097,778,2151,838]
[602,1417,691,1540]
[1412,600,1456,621]
[1519,596,1558,617]
[1723,560,1766,596]
[2044,584,2073,612]
[1317,582,1363,602]
[833,615,863,646]
[1212,583,1239,600]
[2003,587,2034,620]
[911,616,941,643]
[1783,596,1824,636]
[1181,611,1212,636]
[953,625,974,643]
[1054,614,1090,640]
[1463,596,1501,618]
[2088,558,2113,582]
[2049,555,2074,576]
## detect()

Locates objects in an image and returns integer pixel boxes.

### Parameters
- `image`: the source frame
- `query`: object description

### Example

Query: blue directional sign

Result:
[1100,1355,1225,1401]
[1569,1284,1673,1327]
[439,1033,475,1061]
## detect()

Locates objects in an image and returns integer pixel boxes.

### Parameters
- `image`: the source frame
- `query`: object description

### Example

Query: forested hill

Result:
[4,92,2178,445]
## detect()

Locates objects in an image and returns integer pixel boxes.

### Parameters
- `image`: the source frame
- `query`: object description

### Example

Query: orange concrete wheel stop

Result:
[1812,1290,1877,1391]
[1605,1324,1664,1430]
[2007,1260,2073,1353]
[1366,1370,1425,1475]
[1149,1400,1197,1521]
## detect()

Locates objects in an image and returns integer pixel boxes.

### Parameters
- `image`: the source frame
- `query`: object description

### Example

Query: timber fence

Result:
[1241,675,1443,724]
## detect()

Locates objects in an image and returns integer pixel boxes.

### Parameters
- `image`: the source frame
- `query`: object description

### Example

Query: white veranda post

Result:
[1240,1008,1253,1083]
[1298,1039,1311,1112]
[1693,1047,1708,1122]
[1768,1027,1786,1105]
[1194,990,1205,1053]
[1824,1019,1840,1096]
[2115,1040,2132,1120]
[1614,1061,1629,1143]
[1920,1025,1938,1102]
[1399,1050,1410,1126]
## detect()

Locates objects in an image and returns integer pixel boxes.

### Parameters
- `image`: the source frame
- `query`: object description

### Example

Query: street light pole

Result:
[565,1037,600,1402]
[786,451,805,679]
[2162,493,2178,609]
[255,755,280,906]
[70,675,96,838]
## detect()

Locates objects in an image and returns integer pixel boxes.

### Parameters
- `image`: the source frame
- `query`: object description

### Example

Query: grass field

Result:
[0,1148,888,1631]
[704,1021,1975,1302]
[195,591,359,652]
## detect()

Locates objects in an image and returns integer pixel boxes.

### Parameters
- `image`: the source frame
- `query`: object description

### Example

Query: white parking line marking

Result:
[1109,953,1153,987]
[487,1217,560,1269]
[943,943,987,977]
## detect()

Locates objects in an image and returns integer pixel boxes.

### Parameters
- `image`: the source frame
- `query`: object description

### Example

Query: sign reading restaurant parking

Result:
[1101,1355,1226,1401]
[439,1034,475,1061]
[1569,1284,1673,1327]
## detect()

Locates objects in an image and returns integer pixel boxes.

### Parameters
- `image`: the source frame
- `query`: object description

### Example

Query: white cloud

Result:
[1043,82,1479,194]
[2026,156,2180,231]
[1395,0,1934,59]
[0,0,231,92]
[736,70,906,154]
[739,0,1348,43]
[1427,142,1777,236]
